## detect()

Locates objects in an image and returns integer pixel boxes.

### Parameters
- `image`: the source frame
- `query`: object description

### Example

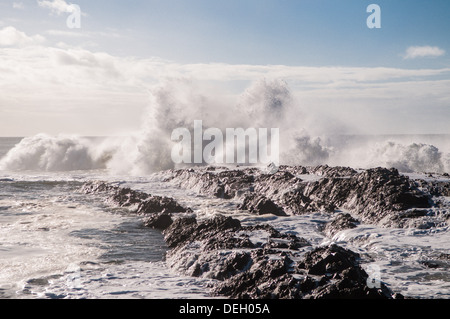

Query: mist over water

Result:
[0,79,449,174]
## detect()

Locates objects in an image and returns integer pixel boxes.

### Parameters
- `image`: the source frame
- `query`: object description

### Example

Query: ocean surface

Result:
[0,136,449,299]
[0,137,217,299]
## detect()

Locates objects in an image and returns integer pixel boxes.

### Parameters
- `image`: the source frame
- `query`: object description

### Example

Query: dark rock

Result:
[296,245,393,299]
[205,233,255,251]
[239,223,310,250]
[308,165,358,177]
[214,244,393,299]
[164,165,450,230]
[165,168,254,199]
[80,181,189,215]
[163,216,198,249]
[81,181,149,207]
[298,244,360,276]
[396,209,429,219]
[239,193,286,216]
[214,252,297,299]
[143,210,173,230]
[136,196,187,215]
[82,167,436,299]
[282,167,432,227]
[323,213,359,237]
[163,215,242,250]
[163,211,394,299]
[415,179,450,197]
[421,260,446,269]
[166,166,438,228]
[420,253,450,269]
[111,187,149,207]
[214,252,253,281]
[280,165,308,175]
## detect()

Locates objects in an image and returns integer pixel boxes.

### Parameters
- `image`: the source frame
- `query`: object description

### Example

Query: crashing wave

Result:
[0,79,448,174]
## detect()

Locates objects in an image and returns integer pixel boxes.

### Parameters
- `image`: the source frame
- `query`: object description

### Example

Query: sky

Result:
[0,0,449,136]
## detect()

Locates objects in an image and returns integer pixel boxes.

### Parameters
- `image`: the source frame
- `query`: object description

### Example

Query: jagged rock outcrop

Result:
[322,213,359,237]
[81,181,148,207]
[307,164,358,177]
[238,193,286,216]
[143,210,173,230]
[163,215,396,299]
[164,168,255,199]
[212,243,396,299]
[280,167,432,227]
[415,179,450,197]
[81,181,189,215]
[166,166,441,228]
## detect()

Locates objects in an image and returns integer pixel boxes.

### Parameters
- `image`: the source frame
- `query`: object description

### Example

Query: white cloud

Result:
[404,46,445,59]
[13,2,25,9]
[0,26,45,47]
[46,29,122,39]
[37,0,73,15]
[46,29,89,38]
[0,27,449,135]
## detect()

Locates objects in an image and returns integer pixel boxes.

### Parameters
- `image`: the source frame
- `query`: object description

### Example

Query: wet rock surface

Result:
[80,165,450,299]
[81,181,189,215]
[163,214,394,299]
[164,168,255,199]
[416,179,450,197]
[143,210,174,230]
[214,243,395,299]
[81,181,149,207]
[322,213,359,237]
[238,193,286,216]
[166,165,447,228]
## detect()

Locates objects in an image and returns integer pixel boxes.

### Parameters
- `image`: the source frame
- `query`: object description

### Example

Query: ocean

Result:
[0,135,449,299]
[0,137,217,299]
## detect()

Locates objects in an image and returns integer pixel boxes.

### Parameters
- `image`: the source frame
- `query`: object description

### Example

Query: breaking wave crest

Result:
[0,79,448,174]
[0,134,111,171]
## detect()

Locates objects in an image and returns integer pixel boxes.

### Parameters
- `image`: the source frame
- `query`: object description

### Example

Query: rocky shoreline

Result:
[81,165,450,299]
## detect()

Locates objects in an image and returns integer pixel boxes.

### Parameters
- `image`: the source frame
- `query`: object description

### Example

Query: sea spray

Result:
[370,142,445,173]
[282,132,331,166]
[170,120,280,166]
[325,138,450,173]
[1,79,448,174]
[111,78,295,174]
[0,134,109,171]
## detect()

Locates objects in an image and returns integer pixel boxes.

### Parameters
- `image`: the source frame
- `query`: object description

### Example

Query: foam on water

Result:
[322,213,450,298]
[27,260,216,299]
[0,196,113,297]
[0,176,212,299]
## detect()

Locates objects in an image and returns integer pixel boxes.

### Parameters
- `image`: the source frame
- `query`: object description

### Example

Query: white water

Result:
[0,79,449,299]
[0,171,215,299]
[1,80,449,175]
[1,165,449,298]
